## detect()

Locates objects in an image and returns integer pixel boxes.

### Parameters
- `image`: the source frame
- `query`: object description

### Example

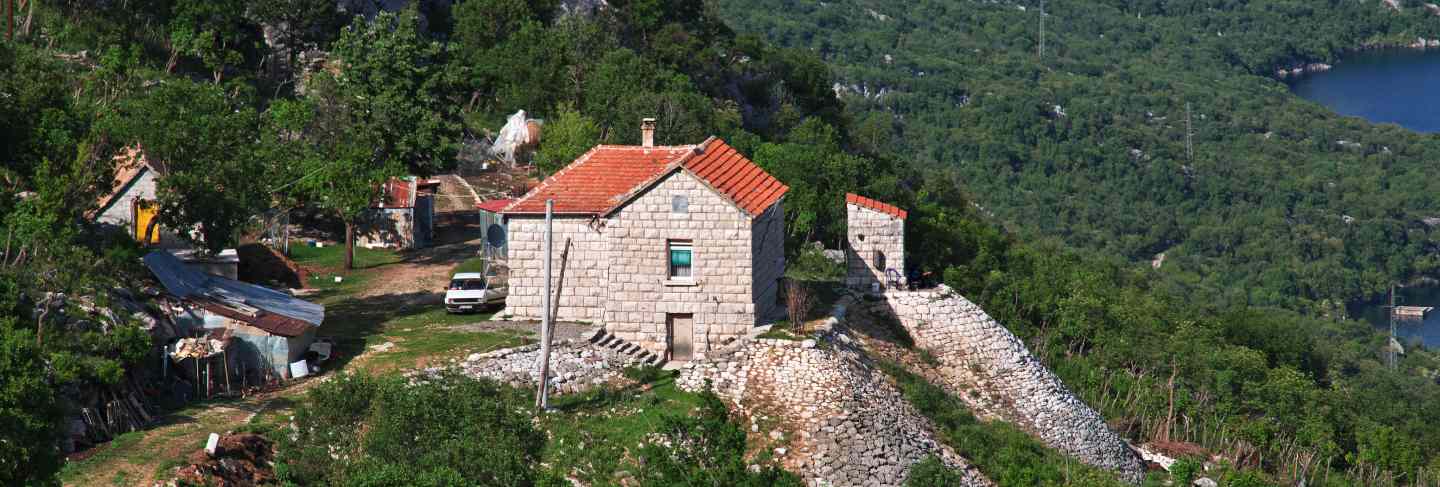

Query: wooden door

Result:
[668,313,694,361]
[133,200,160,244]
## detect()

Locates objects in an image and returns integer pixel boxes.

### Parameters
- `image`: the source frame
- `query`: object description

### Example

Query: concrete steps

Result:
[587,328,664,366]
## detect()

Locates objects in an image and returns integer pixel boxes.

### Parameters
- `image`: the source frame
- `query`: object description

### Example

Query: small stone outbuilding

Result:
[357,177,439,249]
[90,145,240,278]
[500,121,789,361]
[845,193,906,291]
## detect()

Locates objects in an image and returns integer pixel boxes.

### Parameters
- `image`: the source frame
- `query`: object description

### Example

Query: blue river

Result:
[1290,49,1440,133]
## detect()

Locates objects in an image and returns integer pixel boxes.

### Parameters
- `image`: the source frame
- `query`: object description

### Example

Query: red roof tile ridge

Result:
[500,144,606,214]
[846,192,908,219]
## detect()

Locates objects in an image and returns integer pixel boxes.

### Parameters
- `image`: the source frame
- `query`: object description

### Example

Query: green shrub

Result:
[279,372,546,486]
[786,245,844,281]
[635,391,803,486]
[904,455,967,486]
[621,365,672,384]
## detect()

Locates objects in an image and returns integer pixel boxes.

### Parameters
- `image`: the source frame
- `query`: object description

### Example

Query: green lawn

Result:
[287,241,403,270]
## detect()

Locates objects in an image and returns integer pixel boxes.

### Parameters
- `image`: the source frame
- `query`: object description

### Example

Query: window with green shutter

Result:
[669,240,693,279]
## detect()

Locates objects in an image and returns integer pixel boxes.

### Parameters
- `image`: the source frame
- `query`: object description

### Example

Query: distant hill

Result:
[718,0,1440,312]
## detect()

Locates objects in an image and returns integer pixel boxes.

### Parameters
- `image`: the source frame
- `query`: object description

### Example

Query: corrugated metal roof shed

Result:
[144,251,325,332]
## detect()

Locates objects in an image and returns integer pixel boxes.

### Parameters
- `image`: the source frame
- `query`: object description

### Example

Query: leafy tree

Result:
[168,0,255,82]
[0,322,61,487]
[330,6,461,175]
[533,103,600,174]
[305,6,461,268]
[100,79,264,254]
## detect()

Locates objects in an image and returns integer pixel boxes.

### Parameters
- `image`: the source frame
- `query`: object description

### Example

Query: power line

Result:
[1038,0,1046,60]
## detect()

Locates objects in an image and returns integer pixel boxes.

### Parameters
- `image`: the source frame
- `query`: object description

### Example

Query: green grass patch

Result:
[287,241,402,270]
[360,327,532,372]
[757,325,805,341]
[876,360,1146,487]
[451,256,488,275]
[59,431,146,482]
[539,376,704,485]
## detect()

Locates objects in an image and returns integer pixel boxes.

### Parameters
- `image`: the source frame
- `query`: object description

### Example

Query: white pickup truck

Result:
[445,272,507,313]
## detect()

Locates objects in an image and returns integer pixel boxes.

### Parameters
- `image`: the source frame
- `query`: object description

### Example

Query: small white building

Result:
[845,193,907,291]
[500,121,789,361]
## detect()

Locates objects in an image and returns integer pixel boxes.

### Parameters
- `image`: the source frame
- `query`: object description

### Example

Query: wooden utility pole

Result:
[535,199,554,411]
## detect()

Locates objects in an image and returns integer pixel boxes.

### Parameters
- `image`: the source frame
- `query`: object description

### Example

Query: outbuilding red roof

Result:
[476,199,513,212]
[846,193,908,219]
[501,137,788,217]
[89,144,159,219]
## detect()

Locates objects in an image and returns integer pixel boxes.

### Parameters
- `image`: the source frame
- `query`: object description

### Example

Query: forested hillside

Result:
[4,0,1440,485]
[719,0,1440,313]
[716,0,1440,485]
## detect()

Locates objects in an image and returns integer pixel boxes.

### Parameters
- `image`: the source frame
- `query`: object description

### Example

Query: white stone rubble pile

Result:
[876,285,1147,483]
[451,328,658,395]
[678,333,992,487]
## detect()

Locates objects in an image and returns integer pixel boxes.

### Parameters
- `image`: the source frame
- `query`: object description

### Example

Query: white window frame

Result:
[668,240,694,281]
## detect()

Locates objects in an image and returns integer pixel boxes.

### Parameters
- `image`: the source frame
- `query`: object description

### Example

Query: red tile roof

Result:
[476,199,513,212]
[846,193,908,219]
[501,137,788,217]
[89,144,159,219]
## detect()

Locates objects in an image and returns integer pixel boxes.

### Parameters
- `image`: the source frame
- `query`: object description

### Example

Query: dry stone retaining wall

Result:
[877,286,1146,483]
[679,333,991,487]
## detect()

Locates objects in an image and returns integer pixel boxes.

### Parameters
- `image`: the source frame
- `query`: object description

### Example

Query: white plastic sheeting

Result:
[491,110,541,166]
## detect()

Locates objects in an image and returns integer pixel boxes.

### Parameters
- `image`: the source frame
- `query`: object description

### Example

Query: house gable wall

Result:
[94,168,188,249]
[603,170,757,358]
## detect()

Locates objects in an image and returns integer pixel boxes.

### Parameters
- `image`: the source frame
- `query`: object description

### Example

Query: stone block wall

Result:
[751,200,787,323]
[503,215,608,322]
[846,203,904,291]
[356,208,414,249]
[877,286,1146,483]
[603,171,760,358]
[679,335,990,487]
[94,169,188,249]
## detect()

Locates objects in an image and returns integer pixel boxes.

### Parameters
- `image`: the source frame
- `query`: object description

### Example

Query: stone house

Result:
[90,145,240,278]
[845,193,906,291]
[500,121,789,361]
[357,177,439,249]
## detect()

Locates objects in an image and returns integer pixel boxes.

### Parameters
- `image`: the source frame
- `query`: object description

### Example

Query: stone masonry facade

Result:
[873,286,1147,483]
[679,332,991,487]
[504,170,785,360]
[845,202,904,291]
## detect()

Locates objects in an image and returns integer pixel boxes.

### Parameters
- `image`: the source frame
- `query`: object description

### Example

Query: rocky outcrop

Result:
[872,286,1146,483]
[678,333,991,487]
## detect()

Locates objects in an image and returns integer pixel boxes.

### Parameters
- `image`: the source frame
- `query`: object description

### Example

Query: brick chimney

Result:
[641,118,656,147]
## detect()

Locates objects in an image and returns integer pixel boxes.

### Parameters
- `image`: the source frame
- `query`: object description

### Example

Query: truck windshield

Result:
[449,279,487,290]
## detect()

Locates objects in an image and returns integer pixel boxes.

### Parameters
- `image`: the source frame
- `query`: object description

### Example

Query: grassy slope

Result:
[60,244,529,485]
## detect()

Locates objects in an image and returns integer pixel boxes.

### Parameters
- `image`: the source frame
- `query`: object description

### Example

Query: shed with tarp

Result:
[144,250,325,382]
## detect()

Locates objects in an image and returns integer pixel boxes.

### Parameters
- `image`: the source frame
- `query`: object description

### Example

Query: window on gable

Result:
[672,194,689,214]
[668,240,693,279]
